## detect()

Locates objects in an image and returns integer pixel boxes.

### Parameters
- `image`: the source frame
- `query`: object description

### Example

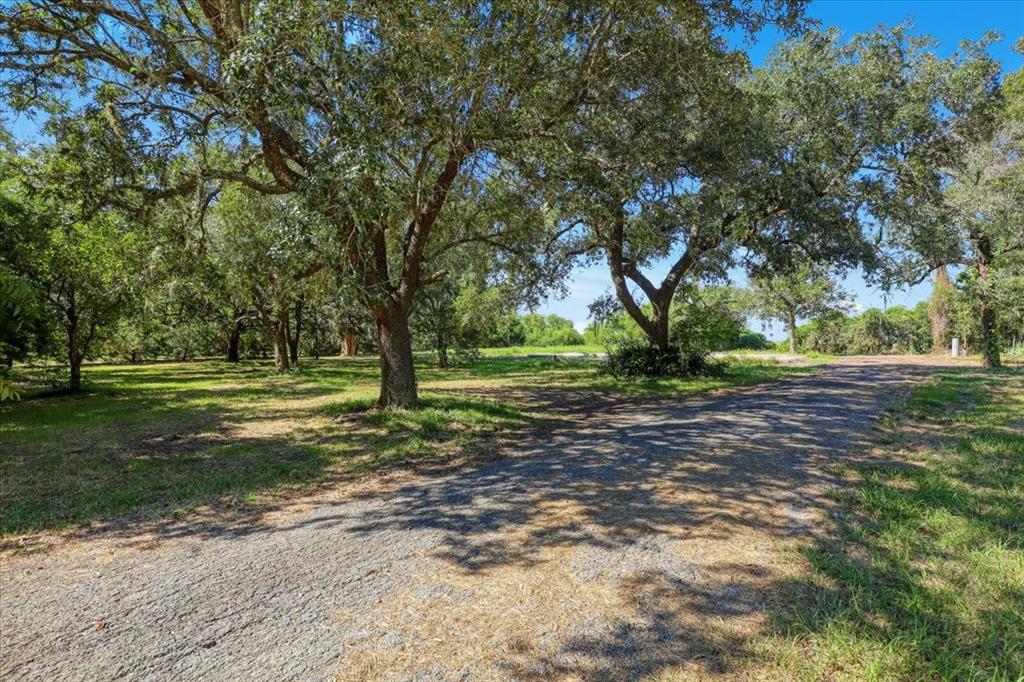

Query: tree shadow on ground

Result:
[301,362,935,677]
[759,368,1024,679]
[334,364,1019,679]
[332,363,928,564]
[0,353,803,547]
[461,365,1018,680]
[0,357,543,544]
[10,359,1012,679]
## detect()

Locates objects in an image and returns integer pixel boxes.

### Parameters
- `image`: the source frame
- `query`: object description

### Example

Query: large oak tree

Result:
[2,0,806,405]
[545,26,1001,352]
[883,40,1022,367]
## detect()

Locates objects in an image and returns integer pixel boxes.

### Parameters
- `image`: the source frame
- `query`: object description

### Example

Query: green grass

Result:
[0,354,814,540]
[478,344,605,357]
[756,367,1024,681]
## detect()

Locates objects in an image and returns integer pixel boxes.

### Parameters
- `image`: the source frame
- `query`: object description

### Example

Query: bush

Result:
[492,315,526,347]
[451,346,481,366]
[800,312,851,354]
[671,307,746,352]
[520,313,584,346]
[602,341,723,379]
[0,269,46,367]
[538,326,584,346]
[790,305,931,355]
[734,331,771,350]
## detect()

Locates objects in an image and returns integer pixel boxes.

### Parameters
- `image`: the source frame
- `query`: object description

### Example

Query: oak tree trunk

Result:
[227,318,241,363]
[375,307,418,408]
[974,236,1001,368]
[342,333,358,357]
[436,339,449,369]
[288,298,303,364]
[787,308,798,353]
[928,266,953,354]
[273,302,291,373]
[69,345,82,392]
[651,306,671,352]
[68,323,82,391]
[67,286,82,391]
[609,266,673,351]
[979,299,999,368]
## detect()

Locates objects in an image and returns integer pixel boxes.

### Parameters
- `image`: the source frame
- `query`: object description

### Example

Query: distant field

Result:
[478,344,606,356]
[0,355,815,540]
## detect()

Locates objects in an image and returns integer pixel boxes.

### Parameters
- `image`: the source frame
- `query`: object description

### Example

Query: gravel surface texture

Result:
[1,358,935,680]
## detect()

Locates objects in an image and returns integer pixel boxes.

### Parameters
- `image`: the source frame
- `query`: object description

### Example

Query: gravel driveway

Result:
[0,359,935,680]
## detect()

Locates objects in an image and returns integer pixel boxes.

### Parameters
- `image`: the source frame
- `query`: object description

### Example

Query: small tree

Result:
[585,294,622,345]
[520,314,584,347]
[927,266,955,354]
[672,285,755,352]
[6,117,140,390]
[751,266,849,353]
[213,186,318,373]
[1,156,47,388]
[412,276,460,369]
[993,253,1024,354]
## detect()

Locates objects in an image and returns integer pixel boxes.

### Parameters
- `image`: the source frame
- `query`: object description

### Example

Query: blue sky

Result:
[537,0,1024,339]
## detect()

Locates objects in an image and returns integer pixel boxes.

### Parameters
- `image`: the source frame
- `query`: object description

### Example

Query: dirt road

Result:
[0,358,936,680]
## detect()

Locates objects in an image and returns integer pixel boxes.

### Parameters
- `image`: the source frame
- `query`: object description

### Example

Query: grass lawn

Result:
[752,367,1024,681]
[478,344,606,356]
[0,354,815,541]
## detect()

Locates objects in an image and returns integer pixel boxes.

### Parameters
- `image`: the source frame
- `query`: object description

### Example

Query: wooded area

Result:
[2,2,1021,406]
[2,4,1023,681]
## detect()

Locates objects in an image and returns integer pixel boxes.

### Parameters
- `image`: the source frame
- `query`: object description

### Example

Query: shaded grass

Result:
[754,368,1024,681]
[319,394,535,475]
[414,355,821,396]
[1,354,814,540]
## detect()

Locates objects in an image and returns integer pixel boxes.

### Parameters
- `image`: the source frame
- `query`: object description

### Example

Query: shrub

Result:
[451,346,482,366]
[0,269,46,367]
[520,313,584,346]
[602,340,722,378]
[734,331,771,350]
[492,315,526,347]
[0,376,18,402]
[671,307,746,352]
[801,312,851,354]
[790,305,931,355]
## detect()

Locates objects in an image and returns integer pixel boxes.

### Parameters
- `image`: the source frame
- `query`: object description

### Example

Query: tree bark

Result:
[606,245,674,350]
[227,317,241,363]
[375,306,418,407]
[342,333,358,357]
[273,302,291,373]
[603,215,710,353]
[650,305,671,351]
[975,238,1001,368]
[288,297,303,364]
[928,266,952,354]
[67,287,82,392]
[436,338,449,369]
[787,308,798,353]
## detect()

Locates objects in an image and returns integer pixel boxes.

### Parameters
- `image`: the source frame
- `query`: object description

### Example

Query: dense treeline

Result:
[586,273,1024,358]
[793,306,932,356]
[1,3,1022,402]
[792,282,1024,357]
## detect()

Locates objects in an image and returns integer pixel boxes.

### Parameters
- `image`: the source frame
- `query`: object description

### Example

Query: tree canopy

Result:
[1,2,1020,392]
